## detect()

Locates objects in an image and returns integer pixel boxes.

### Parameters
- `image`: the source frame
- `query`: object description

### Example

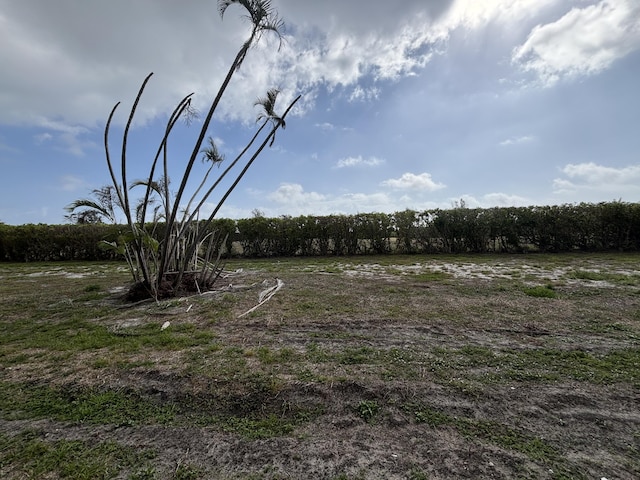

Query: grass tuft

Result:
[522,284,558,298]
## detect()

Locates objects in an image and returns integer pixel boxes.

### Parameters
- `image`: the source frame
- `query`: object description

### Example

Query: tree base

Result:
[124,272,217,301]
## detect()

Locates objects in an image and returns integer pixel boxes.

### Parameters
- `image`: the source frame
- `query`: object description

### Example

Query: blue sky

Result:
[1,0,639,225]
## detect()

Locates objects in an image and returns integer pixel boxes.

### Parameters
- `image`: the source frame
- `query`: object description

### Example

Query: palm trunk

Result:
[158,32,256,286]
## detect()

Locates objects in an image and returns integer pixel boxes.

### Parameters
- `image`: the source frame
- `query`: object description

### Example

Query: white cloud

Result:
[349,85,380,103]
[0,0,452,131]
[209,203,253,220]
[258,183,394,216]
[558,162,640,184]
[551,178,576,195]
[250,184,529,218]
[32,117,96,156]
[512,0,640,85]
[480,192,531,207]
[334,156,384,169]
[381,172,446,191]
[499,135,534,146]
[268,183,326,205]
[3,0,636,136]
[442,0,557,30]
[441,193,530,209]
[254,182,444,217]
[553,162,640,196]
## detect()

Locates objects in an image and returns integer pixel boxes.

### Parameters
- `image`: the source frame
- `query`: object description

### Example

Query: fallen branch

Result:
[238,278,284,318]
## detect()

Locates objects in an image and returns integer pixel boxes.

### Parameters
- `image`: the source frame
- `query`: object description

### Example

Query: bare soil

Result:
[1,254,639,479]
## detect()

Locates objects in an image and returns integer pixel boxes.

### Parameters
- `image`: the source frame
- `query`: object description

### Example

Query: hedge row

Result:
[0,220,237,262]
[1,202,639,261]
[234,202,640,256]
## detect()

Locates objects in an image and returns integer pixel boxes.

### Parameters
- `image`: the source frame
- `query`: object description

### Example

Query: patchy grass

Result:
[0,382,177,425]
[405,402,558,461]
[427,346,640,386]
[569,269,640,285]
[0,430,157,480]
[1,255,639,479]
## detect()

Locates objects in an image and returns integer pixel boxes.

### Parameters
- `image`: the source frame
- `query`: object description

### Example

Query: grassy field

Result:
[0,253,639,479]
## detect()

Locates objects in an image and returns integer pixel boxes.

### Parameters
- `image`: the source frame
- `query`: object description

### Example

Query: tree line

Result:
[2,201,639,262]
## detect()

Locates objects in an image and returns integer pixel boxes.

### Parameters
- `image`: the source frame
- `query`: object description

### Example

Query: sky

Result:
[1,0,639,225]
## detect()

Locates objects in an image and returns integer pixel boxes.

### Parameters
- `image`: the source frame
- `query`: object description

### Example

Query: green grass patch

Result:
[220,414,298,439]
[0,315,216,355]
[433,347,640,386]
[569,269,640,285]
[499,348,640,385]
[172,463,204,480]
[522,284,558,298]
[354,400,380,422]
[338,346,378,365]
[0,380,320,441]
[305,342,331,363]
[0,430,156,480]
[405,403,557,462]
[254,346,297,364]
[0,382,176,426]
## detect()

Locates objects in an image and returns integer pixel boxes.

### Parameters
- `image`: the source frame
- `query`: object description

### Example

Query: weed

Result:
[295,368,318,382]
[355,400,379,422]
[0,312,215,355]
[321,265,344,274]
[330,474,368,480]
[92,358,110,369]
[428,346,640,386]
[410,404,451,427]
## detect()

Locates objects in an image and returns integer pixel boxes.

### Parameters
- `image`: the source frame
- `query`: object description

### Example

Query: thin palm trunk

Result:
[138,94,194,228]
[158,34,255,283]
[177,94,301,286]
